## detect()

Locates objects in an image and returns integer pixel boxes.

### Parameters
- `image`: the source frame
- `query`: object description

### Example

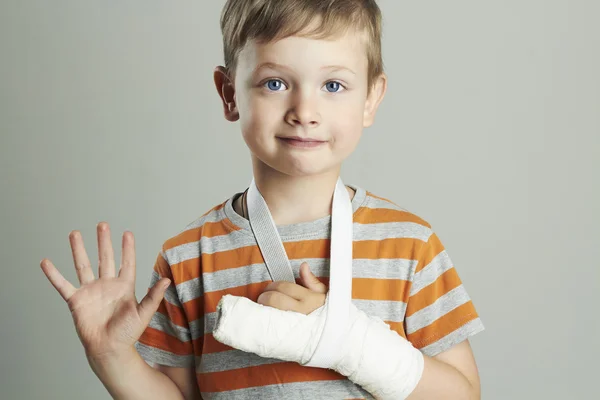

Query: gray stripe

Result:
[352,299,407,322]
[420,317,485,357]
[182,207,229,231]
[353,258,417,280]
[410,250,454,295]
[354,221,431,242]
[198,263,272,299]
[167,222,432,264]
[364,195,409,212]
[165,241,200,267]
[148,311,191,343]
[135,341,195,368]
[162,208,230,262]
[405,285,471,335]
[203,311,218,335]
[192,258,417,295]
[150,270,183,307]
[199,349,283,373]
[177,275,203,305]
[190,316,205,340]
[200,379,373,400]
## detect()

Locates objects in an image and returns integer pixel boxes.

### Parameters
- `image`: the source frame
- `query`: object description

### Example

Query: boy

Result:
[40,0,484,398]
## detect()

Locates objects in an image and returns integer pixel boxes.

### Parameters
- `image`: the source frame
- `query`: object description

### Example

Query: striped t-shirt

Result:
[136,185,485,399]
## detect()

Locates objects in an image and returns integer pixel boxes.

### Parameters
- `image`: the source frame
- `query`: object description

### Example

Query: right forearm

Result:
[88,347,185,400]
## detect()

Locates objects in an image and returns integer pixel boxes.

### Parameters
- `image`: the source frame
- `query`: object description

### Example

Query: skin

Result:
[40,27,481,400]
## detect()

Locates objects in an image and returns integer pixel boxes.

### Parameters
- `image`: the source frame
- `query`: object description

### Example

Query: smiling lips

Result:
[277,136,327,148]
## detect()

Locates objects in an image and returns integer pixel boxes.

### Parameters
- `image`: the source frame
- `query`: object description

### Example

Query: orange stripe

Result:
[192,336,204,357]
[153,252,170,277]
[366,192,402,207]
[164,228,202,252]
[138,327,193,356]
[156,299,189,328]
[385,321,407,339]
[354,238,422,260]
[171,256,202,285]
[407,301,478,348]
[194,239,331,276]
[203,282,270,314]
[197,362,344,392]
[203,333,234,354]
[203,220,241,238]
[181,294,204,326]
[201,245,264,275]
[171,236,426,283]
[406,268,462,317]
[354,206,430,227]
[415,233,444,273]
[352,278,409,302]
[163,205,227,250]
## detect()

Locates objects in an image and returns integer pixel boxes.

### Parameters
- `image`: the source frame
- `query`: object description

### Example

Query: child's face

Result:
[216,29,386,177]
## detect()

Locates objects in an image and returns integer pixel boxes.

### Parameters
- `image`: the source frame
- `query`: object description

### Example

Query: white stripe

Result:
[186,258,417,296]
[150,270,182,307]
[166,221,432,265]
[352,299,407,322]
[199,349,283,373]
[135,341,195,368]
[354,221,431,242]
[420,318,485,357]
[410,250,454,295]
[147,312,191,343]
[200,379,373,400]
[364,195,410,212]
[181,206,230,231]
[405,285,471,334]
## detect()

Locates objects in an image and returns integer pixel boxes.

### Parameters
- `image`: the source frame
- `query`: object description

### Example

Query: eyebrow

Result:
[253,62,356,76]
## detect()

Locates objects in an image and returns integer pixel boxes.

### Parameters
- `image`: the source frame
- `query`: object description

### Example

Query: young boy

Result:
[41,0,484,398]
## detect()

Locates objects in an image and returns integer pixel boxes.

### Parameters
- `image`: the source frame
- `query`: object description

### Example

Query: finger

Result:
[263,281,312,301]
[137,278,170,326]
[118,231,136,283]
[40,259,77,301]
[69,230,95,285]
[97,222,116,278]
[299,262,327,294]
[257,290,301,312]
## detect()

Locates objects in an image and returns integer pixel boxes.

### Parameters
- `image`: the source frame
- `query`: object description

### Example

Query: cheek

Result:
[239,95,282,137]
[329,98,366,145]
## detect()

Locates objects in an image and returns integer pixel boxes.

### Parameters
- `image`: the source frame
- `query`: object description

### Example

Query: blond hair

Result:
[220,0,383,86]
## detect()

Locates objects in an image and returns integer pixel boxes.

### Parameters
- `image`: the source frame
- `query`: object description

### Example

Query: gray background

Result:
[1,0,598,399]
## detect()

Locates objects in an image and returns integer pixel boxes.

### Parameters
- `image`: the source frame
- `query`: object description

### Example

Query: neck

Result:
[237,158,354,226]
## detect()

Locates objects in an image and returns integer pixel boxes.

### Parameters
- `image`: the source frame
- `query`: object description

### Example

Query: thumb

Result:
[138,278,170,326]
[299,262,327,294]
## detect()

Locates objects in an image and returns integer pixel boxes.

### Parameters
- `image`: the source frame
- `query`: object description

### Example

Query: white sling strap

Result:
[246,177,353,368]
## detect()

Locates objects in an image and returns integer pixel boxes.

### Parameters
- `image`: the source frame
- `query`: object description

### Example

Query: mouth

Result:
[277,136,328,148]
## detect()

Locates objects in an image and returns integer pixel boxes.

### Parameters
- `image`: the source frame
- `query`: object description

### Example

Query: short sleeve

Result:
[135,251,196,368]
[404,232,484,357]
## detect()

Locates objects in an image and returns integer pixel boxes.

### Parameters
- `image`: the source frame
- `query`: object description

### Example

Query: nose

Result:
[285,91,321,128]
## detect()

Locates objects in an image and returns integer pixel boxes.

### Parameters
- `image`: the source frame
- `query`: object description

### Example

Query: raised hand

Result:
[40,222,170,362]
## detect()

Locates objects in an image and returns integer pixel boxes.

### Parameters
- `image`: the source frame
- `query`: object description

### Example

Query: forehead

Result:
[236,30,368,75]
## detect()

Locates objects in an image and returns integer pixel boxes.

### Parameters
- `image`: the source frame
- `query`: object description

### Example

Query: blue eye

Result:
[324,81,344,93]
[265,79,286,91]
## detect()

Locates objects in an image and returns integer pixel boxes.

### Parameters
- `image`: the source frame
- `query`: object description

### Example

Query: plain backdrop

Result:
[1,1,598,399]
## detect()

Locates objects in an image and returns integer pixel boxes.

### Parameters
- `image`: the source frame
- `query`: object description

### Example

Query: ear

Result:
[214,66,239,122]
[363,73,387,128]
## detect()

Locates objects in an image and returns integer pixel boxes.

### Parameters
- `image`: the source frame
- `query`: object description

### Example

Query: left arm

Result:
[256,263,482,399]
[407,340,481,400]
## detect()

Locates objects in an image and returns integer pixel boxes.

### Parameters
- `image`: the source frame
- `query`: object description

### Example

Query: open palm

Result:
[41,222,169,360]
